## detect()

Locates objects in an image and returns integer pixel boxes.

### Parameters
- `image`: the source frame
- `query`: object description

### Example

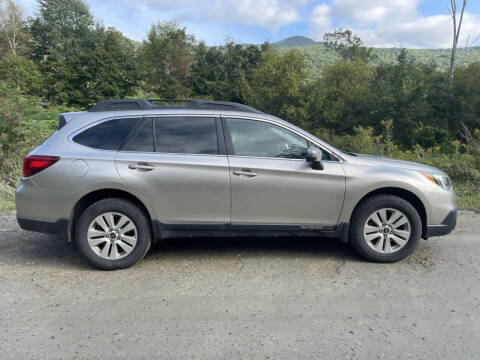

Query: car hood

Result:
[347,153,442,173]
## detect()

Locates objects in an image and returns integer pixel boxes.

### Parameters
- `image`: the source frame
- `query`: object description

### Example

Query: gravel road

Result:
[0,211,479,359]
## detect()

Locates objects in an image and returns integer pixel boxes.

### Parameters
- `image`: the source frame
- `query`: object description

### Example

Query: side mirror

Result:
[306,147,324,170]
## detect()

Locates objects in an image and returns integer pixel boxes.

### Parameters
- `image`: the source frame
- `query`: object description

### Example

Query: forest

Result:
[273,35,480,73]
[0,0,479,211]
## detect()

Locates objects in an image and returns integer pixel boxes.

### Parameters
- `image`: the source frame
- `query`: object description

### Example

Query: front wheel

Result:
[75,198,152,270]
[349,195,422,262]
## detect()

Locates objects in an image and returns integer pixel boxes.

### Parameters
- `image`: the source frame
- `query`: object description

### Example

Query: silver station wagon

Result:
[16,99,457,270]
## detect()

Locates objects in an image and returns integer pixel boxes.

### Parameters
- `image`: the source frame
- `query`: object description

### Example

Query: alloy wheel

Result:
[363,208,411,254]
[87,212,138,260]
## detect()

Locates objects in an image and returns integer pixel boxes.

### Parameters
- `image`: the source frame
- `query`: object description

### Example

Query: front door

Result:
[223,117,346,227]
[115,116,230,225]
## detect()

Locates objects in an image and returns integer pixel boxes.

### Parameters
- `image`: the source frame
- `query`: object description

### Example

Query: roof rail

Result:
[88,99,263,114]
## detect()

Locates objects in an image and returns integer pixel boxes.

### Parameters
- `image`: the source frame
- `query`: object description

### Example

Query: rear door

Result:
[223,117,346,227]
[115,115,230,225]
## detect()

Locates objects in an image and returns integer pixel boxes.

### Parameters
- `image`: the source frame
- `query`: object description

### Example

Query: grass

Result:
[0,183,15,213]
[1,182,478,215]
[455,183,480,212]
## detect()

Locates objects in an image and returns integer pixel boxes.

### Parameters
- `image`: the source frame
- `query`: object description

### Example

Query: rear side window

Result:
[122,118,154,152]
[154,117,218,155]
[73,118,140,150]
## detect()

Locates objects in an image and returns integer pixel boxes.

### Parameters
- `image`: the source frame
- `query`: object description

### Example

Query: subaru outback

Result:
[16,99,457,270]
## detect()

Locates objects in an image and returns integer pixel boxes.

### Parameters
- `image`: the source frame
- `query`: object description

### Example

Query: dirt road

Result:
[1,211,479,359]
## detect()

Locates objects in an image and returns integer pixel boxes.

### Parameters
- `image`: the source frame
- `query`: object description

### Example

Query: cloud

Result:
[364,12,480,48]
[216,0,301,31]
[115,0,307,32]
[309,0,480,48]
[310,4,332,39]
[82,0,310,43]
[332,0,418,25]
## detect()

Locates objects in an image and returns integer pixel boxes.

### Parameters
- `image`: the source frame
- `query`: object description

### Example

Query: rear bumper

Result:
[424,208,457,238]
[17,216,68,237]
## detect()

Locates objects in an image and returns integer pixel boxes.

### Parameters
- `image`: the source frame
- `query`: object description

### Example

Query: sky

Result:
[17,0,480,48]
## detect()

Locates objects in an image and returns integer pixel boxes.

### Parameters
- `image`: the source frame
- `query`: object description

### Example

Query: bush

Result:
[0,89,78,187]
[312,121,480,188]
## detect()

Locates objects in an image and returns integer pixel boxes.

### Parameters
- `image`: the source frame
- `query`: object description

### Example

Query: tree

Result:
[251,48,309,125]
[140,21,196,98]
[89,28,139,101]
[30,0,95,63]
[188,41,218,97]
[50,26,139,106]
[448,0,468,79]
[451,63,480,132]
[28,0,139,106]
[189,41,263,103]
[323,29,375,63]
[0,1,41,95]
[0,0,23,56]
[0,53,43,93]
[314,59,374,133]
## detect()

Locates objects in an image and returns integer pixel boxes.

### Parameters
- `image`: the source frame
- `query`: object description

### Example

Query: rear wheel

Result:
[75,198,151,270]
[350,195,422,262]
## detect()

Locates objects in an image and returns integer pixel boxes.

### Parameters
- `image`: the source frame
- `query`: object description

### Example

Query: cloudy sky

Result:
[18,0,480,48]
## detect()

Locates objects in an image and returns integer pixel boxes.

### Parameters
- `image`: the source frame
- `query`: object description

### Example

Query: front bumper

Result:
[424,208,457,238]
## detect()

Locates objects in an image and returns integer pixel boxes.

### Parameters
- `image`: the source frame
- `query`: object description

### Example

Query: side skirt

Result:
[153,221,350,242]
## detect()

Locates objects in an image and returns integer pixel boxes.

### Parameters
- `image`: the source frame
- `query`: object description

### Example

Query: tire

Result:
[75,198,152,270]
[349,195,422,263]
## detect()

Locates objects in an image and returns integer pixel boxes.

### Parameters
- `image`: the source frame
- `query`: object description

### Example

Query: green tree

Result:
[324,29,376,63]
[30,0,95,63]
[451,63,480,132]
[140,21,196,98]
[29,0,97,103]
[57,26,139,106]
[251,48,309,125]
[89,28,139,100]
[189,41,262,103]
[370,49,441,147]
[0,0,24,56]
[312,59,374,133]
[0,54,43,94]
[0,0,42,95]
[29,0,138,106]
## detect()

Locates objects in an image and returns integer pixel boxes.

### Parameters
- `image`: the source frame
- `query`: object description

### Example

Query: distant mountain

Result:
[273,36,318,48]
[271,36,480,73]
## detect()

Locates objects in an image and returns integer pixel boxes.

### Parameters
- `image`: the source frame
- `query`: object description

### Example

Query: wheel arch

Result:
[349,187,428,240]
[68,188,154,242]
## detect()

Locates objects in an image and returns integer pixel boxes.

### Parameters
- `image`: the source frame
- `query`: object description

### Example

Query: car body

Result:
[16,99,457,269]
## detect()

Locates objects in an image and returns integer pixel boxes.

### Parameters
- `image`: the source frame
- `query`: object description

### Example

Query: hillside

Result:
[273,36,480,73]
[273,35,317,47]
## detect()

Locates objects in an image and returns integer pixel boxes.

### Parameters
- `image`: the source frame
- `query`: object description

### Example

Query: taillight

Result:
[23,155,60,178]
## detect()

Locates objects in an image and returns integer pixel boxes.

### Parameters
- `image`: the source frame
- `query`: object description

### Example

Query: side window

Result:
[321,150,337,161]
[226,118,308,159]
[122,118,154,152]
[73,118,140,150]
[154,117,218,155]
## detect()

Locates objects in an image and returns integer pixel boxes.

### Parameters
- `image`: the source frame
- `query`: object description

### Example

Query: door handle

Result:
[233,169,258,177]
[128,163,155,171]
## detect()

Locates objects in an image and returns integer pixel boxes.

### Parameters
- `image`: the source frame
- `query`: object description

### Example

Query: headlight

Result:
[423,173,453,190]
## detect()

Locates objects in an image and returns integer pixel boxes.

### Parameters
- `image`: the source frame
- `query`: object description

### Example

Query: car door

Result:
[115,115,230,225]
[223,117,346,227]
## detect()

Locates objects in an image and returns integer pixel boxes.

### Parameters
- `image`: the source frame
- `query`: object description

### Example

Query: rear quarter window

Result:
[73,118,140,150]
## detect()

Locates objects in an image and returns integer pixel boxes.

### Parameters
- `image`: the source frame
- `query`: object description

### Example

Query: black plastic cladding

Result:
[88,99,263,114]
